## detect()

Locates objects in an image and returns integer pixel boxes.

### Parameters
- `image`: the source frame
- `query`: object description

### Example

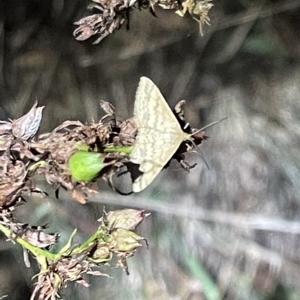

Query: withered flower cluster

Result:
[0,206,59,251]
[0,101,136,208]
[0,206,149,300]
[73,0,214,44]
[0,101,144,299]
[27,209,149,300]
[0,102,45,207]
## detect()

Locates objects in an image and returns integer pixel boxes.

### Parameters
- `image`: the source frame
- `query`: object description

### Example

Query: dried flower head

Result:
[176,0,214,35]
[11,101,44,140]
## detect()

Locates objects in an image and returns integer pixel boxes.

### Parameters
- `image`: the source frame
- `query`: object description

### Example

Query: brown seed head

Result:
[12,102,44,140]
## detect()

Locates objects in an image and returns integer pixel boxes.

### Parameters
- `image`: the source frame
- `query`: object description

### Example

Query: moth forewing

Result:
[130,76,199,193]
[132,166,162,193]
[132,133,190,193]
[134,77,182,130]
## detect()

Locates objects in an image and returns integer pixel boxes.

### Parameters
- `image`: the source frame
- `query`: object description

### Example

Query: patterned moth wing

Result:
[130,77,190,192]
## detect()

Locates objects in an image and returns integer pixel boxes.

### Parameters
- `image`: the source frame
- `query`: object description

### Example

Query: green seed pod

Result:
[68,151,106,182]
[111,228,145,252]
[89,243,112,263]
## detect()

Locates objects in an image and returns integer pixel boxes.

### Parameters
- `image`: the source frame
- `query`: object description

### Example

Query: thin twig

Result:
[89,191,300,234]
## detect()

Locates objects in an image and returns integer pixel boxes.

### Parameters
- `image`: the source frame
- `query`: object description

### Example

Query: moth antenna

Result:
[191,117,228,136]
[188,117,228,169]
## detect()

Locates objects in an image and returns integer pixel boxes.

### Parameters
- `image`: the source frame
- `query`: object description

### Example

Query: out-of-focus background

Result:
[1,0,300,299]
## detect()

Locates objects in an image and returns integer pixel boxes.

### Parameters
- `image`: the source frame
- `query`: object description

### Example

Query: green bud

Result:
[68,151,106,182]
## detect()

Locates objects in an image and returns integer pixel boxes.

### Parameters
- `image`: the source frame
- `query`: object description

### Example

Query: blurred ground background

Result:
[1,0,300,299]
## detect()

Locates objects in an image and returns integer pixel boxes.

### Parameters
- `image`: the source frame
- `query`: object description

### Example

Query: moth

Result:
[130,77,223,193]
